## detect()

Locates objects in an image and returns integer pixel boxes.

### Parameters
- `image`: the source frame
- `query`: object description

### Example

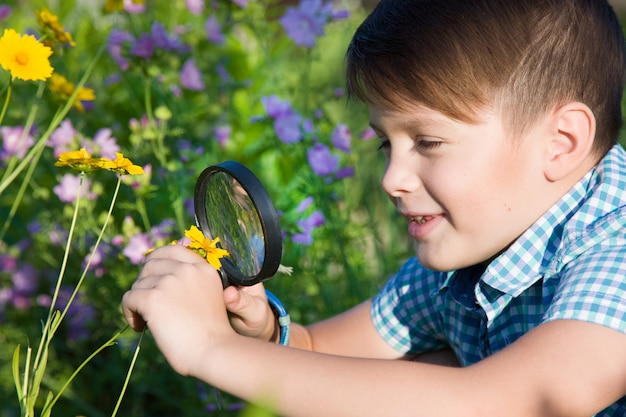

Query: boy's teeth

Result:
[412,216,427,224]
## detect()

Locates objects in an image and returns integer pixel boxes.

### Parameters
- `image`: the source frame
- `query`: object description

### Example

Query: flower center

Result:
[15,52,29,66]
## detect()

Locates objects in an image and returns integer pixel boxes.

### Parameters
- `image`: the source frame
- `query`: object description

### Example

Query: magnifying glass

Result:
[193,161,283,288]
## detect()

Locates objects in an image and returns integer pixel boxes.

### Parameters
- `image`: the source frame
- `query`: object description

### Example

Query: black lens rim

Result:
[193,161,283,286]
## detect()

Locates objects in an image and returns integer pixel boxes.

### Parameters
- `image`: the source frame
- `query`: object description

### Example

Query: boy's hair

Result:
[346,0,626,157]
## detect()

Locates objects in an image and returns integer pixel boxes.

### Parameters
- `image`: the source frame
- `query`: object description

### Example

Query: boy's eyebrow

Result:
[369,117,444,136]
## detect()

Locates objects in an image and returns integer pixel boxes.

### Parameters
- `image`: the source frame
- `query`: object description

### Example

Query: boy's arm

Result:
[123,245,626,417]
[288,300,403,358]
[223,279,404,359]
[194,319,626,417]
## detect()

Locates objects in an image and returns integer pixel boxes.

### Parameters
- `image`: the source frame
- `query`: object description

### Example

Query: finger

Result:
[142,244,206,265]
[121,289,148,331]
[138,257,207,281]
[223,283,266,314]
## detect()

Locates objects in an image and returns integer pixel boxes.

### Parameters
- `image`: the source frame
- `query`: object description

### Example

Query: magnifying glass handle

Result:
[218,268,230,289]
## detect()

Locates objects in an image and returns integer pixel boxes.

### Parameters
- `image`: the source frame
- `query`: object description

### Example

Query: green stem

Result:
[30,173,84,393]
[57,176,122,327]
[0,77,12,126]
[135,194,152,232]
[110,328,144,417]
[0,40,107,196]
[0,83,47,241]
[39,327,128,417]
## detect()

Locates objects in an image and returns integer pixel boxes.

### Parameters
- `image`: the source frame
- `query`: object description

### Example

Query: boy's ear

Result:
[544,102,595,182]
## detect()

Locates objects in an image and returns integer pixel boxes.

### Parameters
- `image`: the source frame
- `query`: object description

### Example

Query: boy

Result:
[122,0,626,415]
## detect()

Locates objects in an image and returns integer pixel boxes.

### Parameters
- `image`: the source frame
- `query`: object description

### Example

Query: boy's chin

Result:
[414,243,487,272]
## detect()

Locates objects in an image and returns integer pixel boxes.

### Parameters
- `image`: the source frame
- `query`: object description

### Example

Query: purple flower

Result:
[261,95,292,118]
[214,124,231,146]
[302,119,315,134]
[92,128,119,159]
[0,5,12,21]
[231,0,248,7]
[296,196,313,213]
[130,33,155,59]
[186,0,204,14]
[331,123,351,153]
[48,119,78,157]
[0,254,17,272]
[107,29,134,70]
[5,263,38,310]
[12,264,38,296]
[307,143,338,176]
[54,174,96,204]
[49,224,69,246]
[123,232,153,264]
[274,113,302,144]
[124,0,146,13]
[335,166,355,179]
[180,58,205,91]
[151,219,176,241]
[292,210,325,245]
[51,288,95,341]
[261,96,303,143]
[360,126,376,141]
[1,126,35,161]
[0,288,12,319]
[151,22,190,53]
[332,9,350,20]
[83,244,108,278]
[205,15,225,45]
[279,0,332,48]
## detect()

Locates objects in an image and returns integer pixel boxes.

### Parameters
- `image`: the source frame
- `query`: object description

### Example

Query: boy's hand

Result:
[121,244,237,376]
[223,283,278,342]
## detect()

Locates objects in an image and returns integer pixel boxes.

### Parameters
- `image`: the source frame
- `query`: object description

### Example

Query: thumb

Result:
[223,284,273,339]
[223,284,267,315]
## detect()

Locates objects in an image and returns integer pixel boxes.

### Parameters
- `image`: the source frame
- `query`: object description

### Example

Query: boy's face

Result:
[369,100,555,271]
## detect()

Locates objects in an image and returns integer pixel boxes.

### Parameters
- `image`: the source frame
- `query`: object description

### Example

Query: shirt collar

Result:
[481,143,626,297]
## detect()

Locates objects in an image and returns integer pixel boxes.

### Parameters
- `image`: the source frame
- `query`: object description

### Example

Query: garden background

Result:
[1,1,626,416]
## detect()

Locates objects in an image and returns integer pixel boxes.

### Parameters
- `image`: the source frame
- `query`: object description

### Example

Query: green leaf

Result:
[12,345,22,401]
[41,391,55,417]
[31,344,48,408]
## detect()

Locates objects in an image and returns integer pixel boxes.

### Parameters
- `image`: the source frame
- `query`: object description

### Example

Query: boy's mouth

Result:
[411,215,433,224]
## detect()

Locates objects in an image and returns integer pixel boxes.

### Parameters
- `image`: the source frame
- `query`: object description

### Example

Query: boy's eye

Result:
[415,138,442,151]
[377,139,390,154]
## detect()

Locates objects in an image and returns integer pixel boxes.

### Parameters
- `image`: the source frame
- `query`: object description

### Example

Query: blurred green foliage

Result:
[0,1,411,415]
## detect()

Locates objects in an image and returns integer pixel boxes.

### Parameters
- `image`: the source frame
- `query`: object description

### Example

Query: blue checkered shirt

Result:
[372,144,626,416]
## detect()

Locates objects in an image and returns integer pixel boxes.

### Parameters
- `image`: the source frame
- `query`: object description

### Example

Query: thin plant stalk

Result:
[0,40,107,196]
[0,77,12,126]
[27,173,84,405]
[57,176,122,326]
[110,329,144,417]
[39,326,130,417]
[0,83,48,241]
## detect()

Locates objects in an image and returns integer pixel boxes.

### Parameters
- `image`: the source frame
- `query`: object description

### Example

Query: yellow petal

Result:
[184,225,206,244]
[0,29,53,81]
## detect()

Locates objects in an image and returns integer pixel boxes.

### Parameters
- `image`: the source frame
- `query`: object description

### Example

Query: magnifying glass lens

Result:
[194,161,282,287]
[204,172,264,277]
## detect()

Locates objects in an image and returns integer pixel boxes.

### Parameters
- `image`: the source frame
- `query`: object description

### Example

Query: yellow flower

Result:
[36,8,76,47]
[185,225,230,270]
[48,73,95,112]
[55,148,114,172]
[0,29,53,81]
[108,152,144,175]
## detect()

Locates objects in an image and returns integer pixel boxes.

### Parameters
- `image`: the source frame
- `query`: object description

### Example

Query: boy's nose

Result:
[381,158,421,197]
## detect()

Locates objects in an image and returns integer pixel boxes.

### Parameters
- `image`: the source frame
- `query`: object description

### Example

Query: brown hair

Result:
[346,0,626,156]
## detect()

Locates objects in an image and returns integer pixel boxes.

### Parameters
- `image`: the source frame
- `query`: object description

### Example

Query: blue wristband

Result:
[265,289,290,346]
